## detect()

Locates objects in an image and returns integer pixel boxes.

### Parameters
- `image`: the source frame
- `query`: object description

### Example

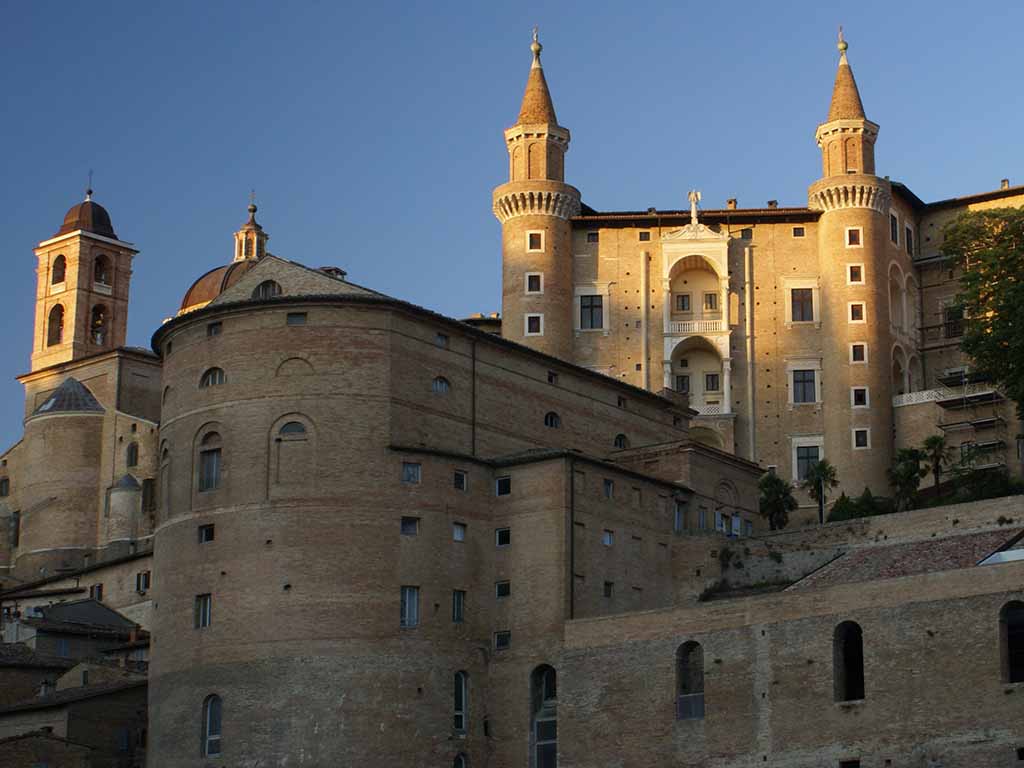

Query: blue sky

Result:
[0,1,1020,449]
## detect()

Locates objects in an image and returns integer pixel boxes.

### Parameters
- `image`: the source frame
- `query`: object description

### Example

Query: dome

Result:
[30,377,105,417]
[179,260,256,314]
[56,195,117,239]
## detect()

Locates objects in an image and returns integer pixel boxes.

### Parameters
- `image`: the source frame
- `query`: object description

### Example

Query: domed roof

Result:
[55,192,117,239]
[31,378,105,417]
[179,260,256,313]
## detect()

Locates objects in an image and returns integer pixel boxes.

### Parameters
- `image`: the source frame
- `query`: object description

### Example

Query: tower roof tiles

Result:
[827,34,866,121]
[515,33,558,125]
[31,378,104,416]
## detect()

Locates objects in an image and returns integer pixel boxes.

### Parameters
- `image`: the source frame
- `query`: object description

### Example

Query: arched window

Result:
[200,368,226,388]
[544,411,560,429]
[198,433,222,492]
[51,255,66,284]
[47,305,64,347]
[530,665,557,768]
[454,754,468,768]
[432,377,451,394]
[202,694,222,757]
[252,280,282,300]
[613,434,629,449]
[90,305,108,345]
[675,641,705,720]
[453,671,468,733]
[94,254,111,285]
[279,422,306,437]
[126,442,139,468]
[1001,601,1024,683]
[834,621,865,702]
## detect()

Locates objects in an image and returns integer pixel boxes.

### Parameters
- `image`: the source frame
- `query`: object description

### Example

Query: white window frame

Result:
[786,359,823,405]
[849,342,869,365]
[850,386,870,409]
[400,585,419,628]
[526,231,545,253]
[846,263,865,285]
[524,271,544,295]
[791,435,825,483]
[852,427,872,450]
[848,301,867,324]
[524,313,544,337]
[782,277,821,326]
[845,226,864,249]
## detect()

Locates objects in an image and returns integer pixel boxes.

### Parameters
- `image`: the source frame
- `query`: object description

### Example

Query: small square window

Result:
[603,581,614,598]
[705,373,721,392]
[846,228,862,247]
[850,343,867,363]
[617,396,627,408]
[401,516,420,536]
[496,476,511,496]
[740,228,753,240]
[198,524,215,543]
[602,529,614,546]
[638,231,651,241]
[453,470,467,491]
[792,226,805,238]
[675,294,691,312]
[286,312,307,326]
[586,232,599,243]
[527,232,543,251]
[90,583,104,602]
[494,630,511,650]
[495,580,511,598]
[852,387,869,407]
[435,332,449,349]
[495,527,511,547]
[603,478,614,498]
[525,314,543,336]
[849,302,865,323]
[839,761,861,768]
[547,371,558,385]
[453,522,466,542]
[402,462,421,484]
[853,429,870,449]
[703,293,718,311]
[526,273,543,293]
[848,265,863,284]
[206,322,222,337]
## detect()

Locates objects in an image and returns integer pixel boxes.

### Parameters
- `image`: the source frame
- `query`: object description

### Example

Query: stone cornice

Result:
[808,175,891,213]
[492,183,581,223]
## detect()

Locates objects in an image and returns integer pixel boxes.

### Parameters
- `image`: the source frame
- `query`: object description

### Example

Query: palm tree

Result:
[758,471,798,531]
[921,434,953,489]
[887,448,927,512]
[802,459,839,523]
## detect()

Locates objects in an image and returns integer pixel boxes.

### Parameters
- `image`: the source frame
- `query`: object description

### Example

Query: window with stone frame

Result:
[791,288,814,322]
[796,445,820,481]
[580,295,603,329]
[792,370,816,403]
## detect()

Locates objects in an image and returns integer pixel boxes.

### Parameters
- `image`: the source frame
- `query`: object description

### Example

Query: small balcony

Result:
[666,318,726,335]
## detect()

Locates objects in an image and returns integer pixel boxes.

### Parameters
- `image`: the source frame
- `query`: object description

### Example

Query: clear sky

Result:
[0,1,1021,450]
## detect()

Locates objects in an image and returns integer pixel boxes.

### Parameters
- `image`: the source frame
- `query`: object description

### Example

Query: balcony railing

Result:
[676,693,705,720]
[666,319,725,335]
[893,382,1001,408]
[691,403,726,416]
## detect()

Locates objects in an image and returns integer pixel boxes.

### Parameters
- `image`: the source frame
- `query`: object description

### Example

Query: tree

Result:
[801,459,838,506]
[887,448,927,512]
[942,207,1024,418]
[921,434,953,488]
[758,471,798,530]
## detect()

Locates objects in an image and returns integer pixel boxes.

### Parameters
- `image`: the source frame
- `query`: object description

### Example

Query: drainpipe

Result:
[569,455,576,620]
[640,250,650,390]
[744,246,756,461]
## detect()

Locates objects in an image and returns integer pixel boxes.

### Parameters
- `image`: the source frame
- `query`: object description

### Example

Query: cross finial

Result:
[837,25,848,54]
[249,189,256,205]
[688,189,702,225]
[85,169,93,201]
[530,26,542,66]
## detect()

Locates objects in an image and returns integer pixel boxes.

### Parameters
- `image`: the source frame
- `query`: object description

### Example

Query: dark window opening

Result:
[528,232,543,250]
[639,231,651,241]
[792,226,805,238]
[126,442,139,468]
[207,322,222,337]
[51,255,66,284]
[47,304,64,346]
[676,641,705,720]
[90,305,108,345]
[834,621,865,701]
[586,232,599,243]
[791,288,814,322]
[527,274,542,293]
[531,665,557,767]
[496,477,512,496]
[793,370,816,403]
[94,255,111,286]
[544,411,561,428]
[796,446,820,481]
[286,312,307,326]
[198,524,215,543]
[1002,601,1024,683]
[252,280,282,300]
[580,295,603,329]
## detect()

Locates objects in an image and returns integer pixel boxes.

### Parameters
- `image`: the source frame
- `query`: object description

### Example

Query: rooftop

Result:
[0,679,146,715]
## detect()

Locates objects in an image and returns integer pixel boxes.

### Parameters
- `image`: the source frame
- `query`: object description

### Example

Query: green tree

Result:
[887,448,927,512]
[921,434,953,488]
[826,492,858,522]
[802,459,839,523]
[758,471,798,531]
[941,207,1024,418]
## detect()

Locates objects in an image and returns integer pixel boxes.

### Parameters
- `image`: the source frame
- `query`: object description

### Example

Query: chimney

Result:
[767,200,778,209]
[1001,178,1010,190]
[726,198,737,210]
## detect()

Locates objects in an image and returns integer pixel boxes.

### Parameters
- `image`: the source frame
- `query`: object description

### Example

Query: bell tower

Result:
[233,196,269,262]
[493,30,580,360]
[30,188,138,372]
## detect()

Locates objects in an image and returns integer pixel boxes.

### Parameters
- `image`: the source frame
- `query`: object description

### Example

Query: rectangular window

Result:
[10,510,19,548]
[547,371,558,385]
[580,295,603,330]
[0,478,8,497]
[401,462,421,484]
[846,227,862,247]
[452,522,466,542]
[851,387,869,407]
[675,374,690,394]
[452,590,465,623]
[496,476,511,496]
[495,527,511,547]
[740,228,753,240]
[603,581,614,598]
[194,594,212,628]
[944,306,964,338]
[525,314,543,336]
[453,470,467,491]
[675,293,691,312]
[586,232,599,243]
[400,586,419,628]
[704,373,721,392]
[141,478,155,512]
[90,583,104,602]
[847,264,863,284]
[850,343,867,363]
[674,499,688,532]
[400,516,419,536]
[638,231,651,241]
[791,288,814,322]
[703,293,718,311]
[840,760,861,768]
[698,507,707,529]
[796,445,820,481]
[792,226,805,238]
[602,529,614,546]
[527,232,544,251]
[526,273,543,294]
[495,580,511,598]
[206,322,222,337]
[905,226,914,255]
[198,449,221,492]
[849,302,865,323]
[890,213,899,244]
[435,332,449,349]
[494,630,511,650]
[57,638,70,657]
[603,478,614,498]
[198,524,215,543]
[853,428,871,449]
[136,571,151,592]
[286,312,307,326]
[792,370,817,403]
[744,520,753,536]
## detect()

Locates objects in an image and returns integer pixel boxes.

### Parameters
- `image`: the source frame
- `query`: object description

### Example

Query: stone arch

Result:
[689,426,723,450]
[47,304,65,347]
[828,140,841,175]
[888,262,906,334]
[193,422,225,498]
[158,441,171,518]
[891,344,908,395]
[670,336,723,407]
[269,413,316,497]
[834,620,866,702]
[675,640,705,719]
[668,253,723,281]
[275,357,315,377]
[904,273,920,336]
[844,137,860,173]
[90,304,108,345]
[527,143,542,180]
[906,354,923,392]
[51,254,66,284]
[93,254,111,285]
[511,146,523,181]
